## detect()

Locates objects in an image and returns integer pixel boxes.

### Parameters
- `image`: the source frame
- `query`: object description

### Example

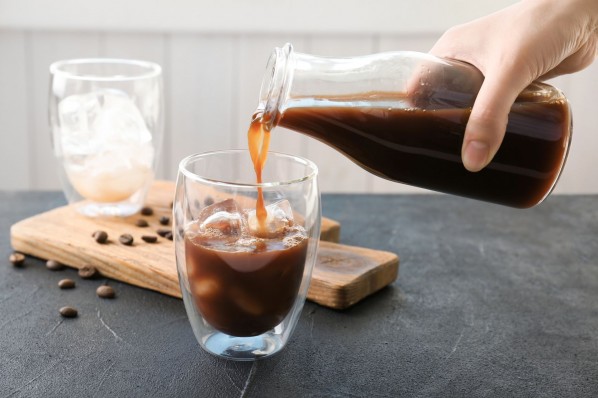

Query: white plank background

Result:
[0,0,596,194]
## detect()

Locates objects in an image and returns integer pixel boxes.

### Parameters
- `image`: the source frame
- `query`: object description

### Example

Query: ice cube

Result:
[247,199,294,238]
[91,89,153,148]
[58,92,102,155]
[192,278,219,299]
[57,89,155,202]
[231,287,263,316]
[198,199,246,237]
[58,89,153,157]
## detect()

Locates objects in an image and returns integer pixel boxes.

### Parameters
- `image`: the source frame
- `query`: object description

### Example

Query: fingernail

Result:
[463,140,489,172]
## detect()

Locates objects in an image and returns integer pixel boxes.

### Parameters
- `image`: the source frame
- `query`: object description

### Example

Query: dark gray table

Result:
[1,191,597,397]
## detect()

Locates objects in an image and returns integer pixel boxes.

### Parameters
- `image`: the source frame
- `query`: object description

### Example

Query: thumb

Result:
[462,72,530,172]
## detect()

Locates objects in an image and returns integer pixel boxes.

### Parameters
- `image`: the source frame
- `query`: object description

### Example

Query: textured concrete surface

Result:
[1,191,597,397]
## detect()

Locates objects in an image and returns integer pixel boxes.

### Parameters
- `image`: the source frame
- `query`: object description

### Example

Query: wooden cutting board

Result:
[10,181,398,309]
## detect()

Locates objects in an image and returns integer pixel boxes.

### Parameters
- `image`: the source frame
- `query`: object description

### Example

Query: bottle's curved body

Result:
[258,43,572,208]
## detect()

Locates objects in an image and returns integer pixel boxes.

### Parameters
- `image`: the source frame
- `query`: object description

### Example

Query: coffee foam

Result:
[186,220,307,253]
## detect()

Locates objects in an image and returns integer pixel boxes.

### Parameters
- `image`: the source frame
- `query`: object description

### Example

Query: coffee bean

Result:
[119,234,134,246]
[141,235,158,243]
[204,196,215,206]
[193,199,201,209]
[46,259,65,271]
[135,219,149,227]
[58,279,75,289]
[59,306,78,318]
[9,252,25,267]
[141,206,153,216]
[156,228,171,238]
[96,285,115,299]
[164,231,173,241]
[78,265,99,279]
[159,216,170,226]
[92,230,108,244]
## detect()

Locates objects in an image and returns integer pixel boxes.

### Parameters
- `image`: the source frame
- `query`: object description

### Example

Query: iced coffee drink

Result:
[184,198,308,337]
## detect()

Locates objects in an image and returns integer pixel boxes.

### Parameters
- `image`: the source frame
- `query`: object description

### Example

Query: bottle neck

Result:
[258,43,295,130]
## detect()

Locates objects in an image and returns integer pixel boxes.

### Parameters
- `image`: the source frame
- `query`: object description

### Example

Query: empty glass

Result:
[49,58,164,217]
[174,150,320,360]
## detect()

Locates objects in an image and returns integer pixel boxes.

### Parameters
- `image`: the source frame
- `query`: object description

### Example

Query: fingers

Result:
[427,0,598,172]
[462,71,531,172]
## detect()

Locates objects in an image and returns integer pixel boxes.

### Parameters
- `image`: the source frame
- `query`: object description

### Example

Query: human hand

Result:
[430,0,598,172]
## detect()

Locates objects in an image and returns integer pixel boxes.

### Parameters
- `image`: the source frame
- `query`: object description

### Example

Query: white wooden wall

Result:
[1,0,596,194]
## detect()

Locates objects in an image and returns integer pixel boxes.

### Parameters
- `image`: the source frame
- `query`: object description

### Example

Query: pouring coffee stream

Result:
[247,111,271,235]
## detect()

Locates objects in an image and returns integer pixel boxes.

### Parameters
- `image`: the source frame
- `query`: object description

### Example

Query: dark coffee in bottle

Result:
[277,91,570,208]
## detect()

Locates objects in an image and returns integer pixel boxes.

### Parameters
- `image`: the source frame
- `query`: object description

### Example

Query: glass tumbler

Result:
[174,150,321,360]
[49,58,164,217]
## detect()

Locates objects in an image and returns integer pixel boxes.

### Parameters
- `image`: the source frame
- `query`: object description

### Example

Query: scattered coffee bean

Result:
[59,306,78,318]
[79,265,99,279]
[9,252,25,267]
[204,196,215,206]
[96,285,116,299]
[92,230,108,244]
[157,229,174,240]
[193,199,201,209]
[141,206,153,216]
[58,279,75,289]
[159,216,170,226]
[135,219,149,227]
[46,259,65,271]
[119,234,134,246]
[156,228,171,238]
[141,235,158,243]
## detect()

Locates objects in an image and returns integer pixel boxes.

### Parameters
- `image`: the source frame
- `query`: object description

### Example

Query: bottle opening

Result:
[258,43,294,130]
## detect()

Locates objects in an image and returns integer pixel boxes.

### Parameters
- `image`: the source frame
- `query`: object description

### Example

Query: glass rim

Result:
[49,58,162,81]
[179,149,318,188]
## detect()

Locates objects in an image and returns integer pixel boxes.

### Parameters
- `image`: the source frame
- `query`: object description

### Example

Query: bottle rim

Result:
[49,58,162,81]
[259,43,294,130]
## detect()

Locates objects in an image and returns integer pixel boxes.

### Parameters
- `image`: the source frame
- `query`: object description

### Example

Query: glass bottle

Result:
[256,43,572,208]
